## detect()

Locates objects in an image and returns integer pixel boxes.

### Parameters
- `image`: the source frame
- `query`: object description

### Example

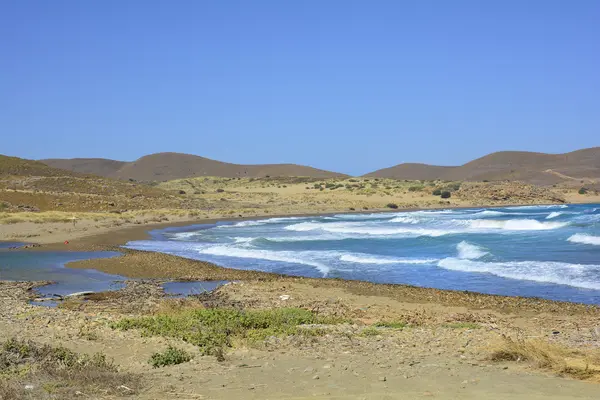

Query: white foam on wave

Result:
[340,254,437,265]
[197,246,331,276]
[469,219,567,231]
[471,210,507,217]
[457,241,488,260]
[171,231,199,239]
[218,220,266,228]
[284,221,457,237]
[438,258,600,290]
[232,237,255,244]
[508,204,568,210]
[218,216,305,229]
[389,216,421,224]
[568,234,600,246]
[546,212,564,219]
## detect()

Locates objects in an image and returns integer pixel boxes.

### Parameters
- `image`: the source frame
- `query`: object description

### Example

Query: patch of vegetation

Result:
[360,327,380,337]
[408,185,424,192]
[432,189,442,196]
[440,191,451,199]
[443,322,480,329]
[579,187,588,195]
[374,321,408,329]
[149,346,192,368]
[386,203,398,209]
[489,337,600,381]
[0,338,139,398]
[112,307,340,358]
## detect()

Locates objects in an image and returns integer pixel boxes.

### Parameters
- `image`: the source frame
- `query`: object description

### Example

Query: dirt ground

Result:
[2,276,600,399]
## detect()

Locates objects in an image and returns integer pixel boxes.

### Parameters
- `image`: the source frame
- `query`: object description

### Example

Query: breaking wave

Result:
[438,258,600,290]
[468,219,567,230]
[568,234,600,246]
[457,241,488,260]
[340,254,437,265]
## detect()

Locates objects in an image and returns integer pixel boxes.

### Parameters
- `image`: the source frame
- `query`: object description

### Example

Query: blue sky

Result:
[1,0,598,175]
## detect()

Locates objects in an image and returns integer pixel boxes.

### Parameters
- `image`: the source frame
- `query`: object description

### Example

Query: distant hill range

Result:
[365,147,600,186]
[41,152,348,181]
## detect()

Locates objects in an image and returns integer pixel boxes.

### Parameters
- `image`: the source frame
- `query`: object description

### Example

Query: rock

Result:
[303,367,314,373]
[312,374,320,380]
[379,376,387,382]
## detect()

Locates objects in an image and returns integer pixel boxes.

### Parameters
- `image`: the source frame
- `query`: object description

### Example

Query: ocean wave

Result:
[470,210,507,217]
[568,234,600,246]
[284,221,458,237]
[437,258,600,290]
[457,241,488,260]
[197,246,331,276]
[507,204,568,210]
[389,216,421,224]
[170,231,200,239]
[217,220,267,228]
[546,212,564,219]
[340,254,437,265]
[468,219,568,231]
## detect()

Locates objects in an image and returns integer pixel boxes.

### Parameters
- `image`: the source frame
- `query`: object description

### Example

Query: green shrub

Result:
[149,346,192,368]
[579,188,588,195]
[386,203,398,209]
[374,321,407,329]
[216,188,225,193]
[408,186,423,192]
[360,327,380,337]
[432,189,442,196]
[440,191,451,199]
[112,308,339,357]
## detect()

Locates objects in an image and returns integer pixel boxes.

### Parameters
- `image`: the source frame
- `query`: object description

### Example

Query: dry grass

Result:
[0,338,140,399]
[490,336,600,381]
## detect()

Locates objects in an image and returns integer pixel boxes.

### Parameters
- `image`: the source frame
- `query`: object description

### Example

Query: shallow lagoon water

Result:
[0,251,125,296]
[126,204,600,304]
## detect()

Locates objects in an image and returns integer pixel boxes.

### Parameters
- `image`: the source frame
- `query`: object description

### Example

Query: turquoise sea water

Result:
[126,204,600,304]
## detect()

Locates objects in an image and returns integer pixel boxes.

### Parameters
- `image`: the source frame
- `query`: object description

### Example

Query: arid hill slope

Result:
[365,147,600,185]
[42,152,347,181]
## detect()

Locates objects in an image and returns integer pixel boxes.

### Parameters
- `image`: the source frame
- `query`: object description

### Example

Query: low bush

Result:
[149,346,192,368]
[579,188,588,195]
[432,189,442,196]
[0,338,139,398]
[440,191,451,199]
[112,308,341,358]
[386,203,399,209]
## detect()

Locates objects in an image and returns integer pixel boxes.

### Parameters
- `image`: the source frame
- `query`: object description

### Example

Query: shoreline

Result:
[3,201,600,309]
[3,200,582,250]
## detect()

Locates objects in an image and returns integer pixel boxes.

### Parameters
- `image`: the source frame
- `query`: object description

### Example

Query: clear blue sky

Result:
[1,0,598,175]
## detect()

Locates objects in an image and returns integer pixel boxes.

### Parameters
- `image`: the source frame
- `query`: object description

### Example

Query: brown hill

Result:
[41,152,347,181]
[0,155,187,212]
[365,147,600,186]
[41,158,127,177]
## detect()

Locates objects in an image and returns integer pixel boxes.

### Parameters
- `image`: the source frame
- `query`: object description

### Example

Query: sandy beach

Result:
[2,205,600,398]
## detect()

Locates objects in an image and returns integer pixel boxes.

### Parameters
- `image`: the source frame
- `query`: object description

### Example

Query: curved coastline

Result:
[3,203,599,309]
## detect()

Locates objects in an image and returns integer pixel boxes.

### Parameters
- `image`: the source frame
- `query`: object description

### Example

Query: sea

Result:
[125,204,600,304]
